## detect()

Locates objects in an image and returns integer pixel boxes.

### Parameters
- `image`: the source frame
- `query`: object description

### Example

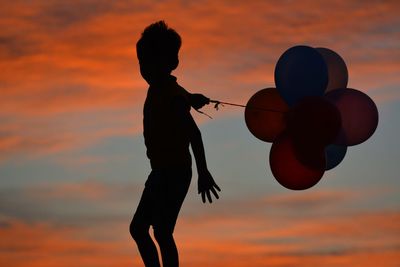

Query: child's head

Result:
[137,21,181,84]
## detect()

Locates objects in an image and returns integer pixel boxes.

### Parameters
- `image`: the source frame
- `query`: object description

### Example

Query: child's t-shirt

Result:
[143,75,192,169]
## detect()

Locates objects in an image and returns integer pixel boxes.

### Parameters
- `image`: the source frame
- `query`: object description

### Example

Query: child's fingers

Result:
[211,187,219,199]
[206,191,212,203]
[201,191,206,203]
[214,183,221,191]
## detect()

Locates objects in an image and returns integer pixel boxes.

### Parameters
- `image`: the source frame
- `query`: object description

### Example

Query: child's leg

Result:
[130,220,160,267]
[153,227,178,267]
[130,185,161,267]
[153,168,192,267]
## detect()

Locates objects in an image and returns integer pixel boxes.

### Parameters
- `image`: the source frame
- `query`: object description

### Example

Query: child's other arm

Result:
[173,97,220,203]
[187,116,221,204]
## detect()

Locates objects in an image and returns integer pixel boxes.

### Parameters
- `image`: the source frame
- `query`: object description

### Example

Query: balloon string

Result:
[210,100,285,113]
[194,108,213,119]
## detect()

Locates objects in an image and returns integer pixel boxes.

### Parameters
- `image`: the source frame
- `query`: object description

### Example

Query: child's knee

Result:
[130,221,148,241]
[153,228,173,244]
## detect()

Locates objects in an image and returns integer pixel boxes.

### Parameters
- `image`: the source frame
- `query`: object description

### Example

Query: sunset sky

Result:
[0,0,399,266]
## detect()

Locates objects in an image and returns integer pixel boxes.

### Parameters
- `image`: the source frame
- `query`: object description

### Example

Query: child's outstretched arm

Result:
[173,96,221,203]
[189,93,210,110]
[180,87,210,110]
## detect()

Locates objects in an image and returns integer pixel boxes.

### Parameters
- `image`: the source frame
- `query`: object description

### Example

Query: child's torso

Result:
[143,77,192,169]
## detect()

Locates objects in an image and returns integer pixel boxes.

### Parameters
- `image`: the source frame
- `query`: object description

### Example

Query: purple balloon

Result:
[326,88,379,146]
[316,47,348,92]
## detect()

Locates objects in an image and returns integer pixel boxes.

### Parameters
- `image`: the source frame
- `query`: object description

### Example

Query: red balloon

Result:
[326,88,379,146]
[245,88,289,142]
[269,133,325,190]
[286,96,342,146]
[316,47,348,92]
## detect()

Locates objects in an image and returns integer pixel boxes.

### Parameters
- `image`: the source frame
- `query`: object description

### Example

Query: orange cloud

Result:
[1,2,398,266]
[2,208,398,267]
[0,218,140,267]
[176,210,400,267]
[1,181,399,267]
[1,0,398,158]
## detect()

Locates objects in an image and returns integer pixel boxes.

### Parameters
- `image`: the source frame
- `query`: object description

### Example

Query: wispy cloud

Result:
[0,183,399,266]
[1,0,399,158]
[0,1,399,266]
[0,218,139,267]
[176,207,400,266]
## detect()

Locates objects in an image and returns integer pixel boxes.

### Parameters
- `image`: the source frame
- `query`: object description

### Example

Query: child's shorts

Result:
[132,168,192,232]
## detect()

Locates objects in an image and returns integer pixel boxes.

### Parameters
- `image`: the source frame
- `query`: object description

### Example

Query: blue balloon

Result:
[275,46,328,106]
[325,144,347,170]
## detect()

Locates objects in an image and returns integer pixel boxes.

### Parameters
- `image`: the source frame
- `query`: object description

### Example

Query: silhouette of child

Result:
[130,21,221,267]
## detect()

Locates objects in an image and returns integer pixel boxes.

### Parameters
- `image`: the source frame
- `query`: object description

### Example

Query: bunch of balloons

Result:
[244,45,378,190]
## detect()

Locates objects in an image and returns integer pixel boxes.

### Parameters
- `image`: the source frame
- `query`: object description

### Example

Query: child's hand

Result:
[198,169,221,203]
[190,94,210,110]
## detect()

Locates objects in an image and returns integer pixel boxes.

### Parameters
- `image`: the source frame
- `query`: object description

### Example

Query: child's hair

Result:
[137,21,182,72]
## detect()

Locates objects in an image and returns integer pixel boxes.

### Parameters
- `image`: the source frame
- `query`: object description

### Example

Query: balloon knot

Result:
[213,101,224,110]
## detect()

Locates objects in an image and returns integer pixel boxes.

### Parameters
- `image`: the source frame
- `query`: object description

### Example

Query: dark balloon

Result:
[325,144,347,170]
[269,133,325,190]
[275,46,328,106]
[293,140,327,171]
[316,47,348,92]
[245,88,289,142]
[326,88,379,146]
[286,96,342,146]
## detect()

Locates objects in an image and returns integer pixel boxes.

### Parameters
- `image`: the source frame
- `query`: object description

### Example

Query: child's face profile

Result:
[138,54,171,85]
